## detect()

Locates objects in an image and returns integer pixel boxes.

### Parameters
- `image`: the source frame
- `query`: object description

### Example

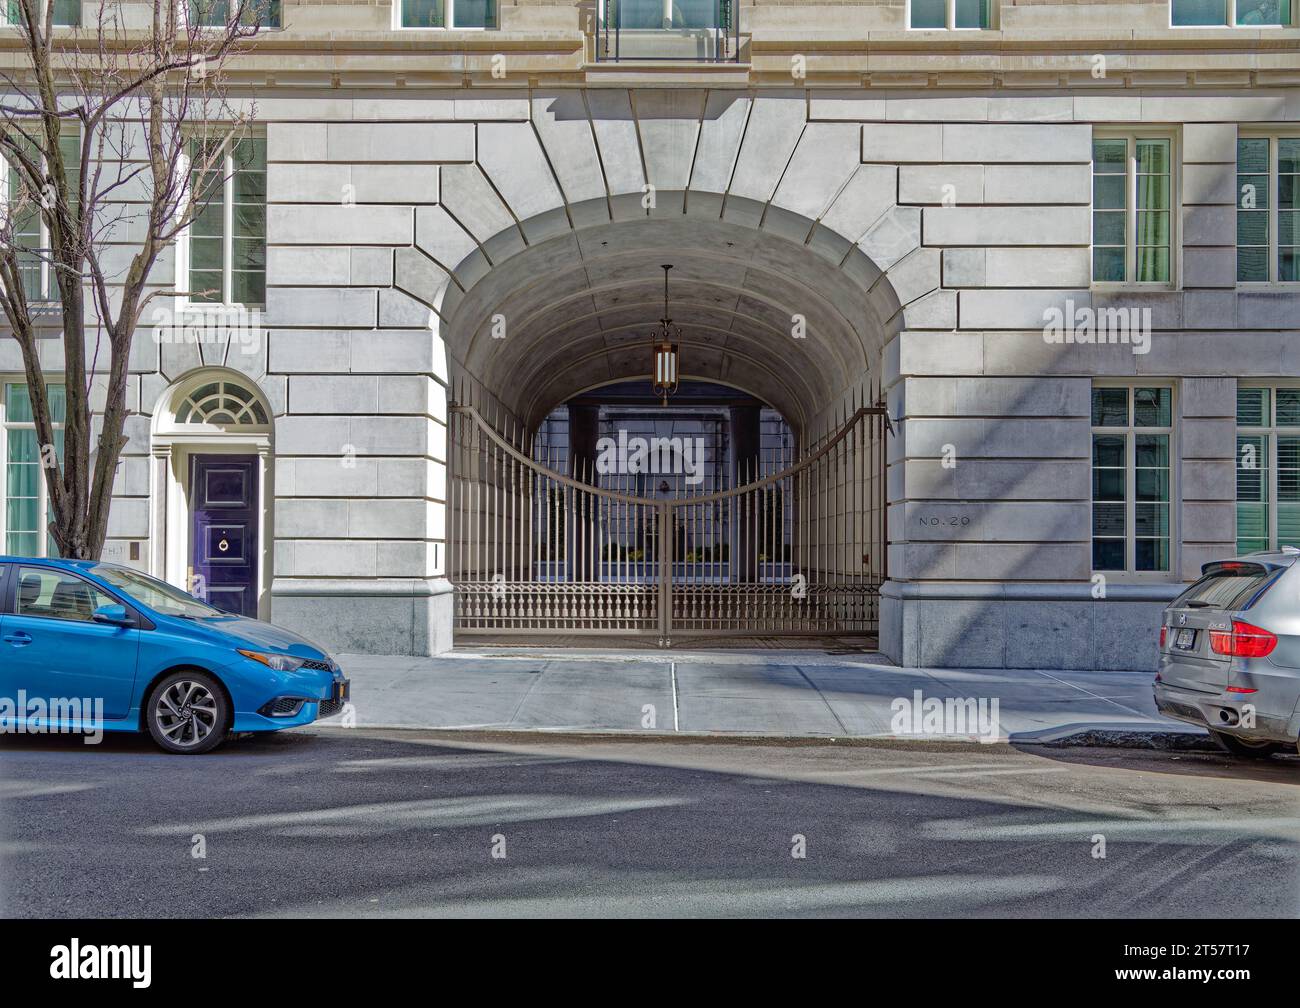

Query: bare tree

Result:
[0,0,270,559]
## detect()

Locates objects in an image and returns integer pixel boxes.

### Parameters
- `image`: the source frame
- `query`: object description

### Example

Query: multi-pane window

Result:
[186,134,265,307]
[1236,136,1300,283]
[1092,385,1173,573]
[399,0,497,28]
[1171,0,1291,25]
[607,0,719,30]
[2,1,80,26]
[1092,136,1173,284]
[909,0,991,27]
[3,382,64,558]
[1236,386,1300,553]
[5,127,80,301]
[191,0,281,27]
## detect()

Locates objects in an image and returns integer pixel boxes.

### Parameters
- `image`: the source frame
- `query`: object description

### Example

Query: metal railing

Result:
[595,0,740,63]
[448,402,886,644]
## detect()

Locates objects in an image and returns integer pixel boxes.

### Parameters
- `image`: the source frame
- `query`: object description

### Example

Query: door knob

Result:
[4,632,32,646]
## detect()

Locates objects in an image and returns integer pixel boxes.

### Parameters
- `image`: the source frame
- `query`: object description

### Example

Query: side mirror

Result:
[92,603,133,627]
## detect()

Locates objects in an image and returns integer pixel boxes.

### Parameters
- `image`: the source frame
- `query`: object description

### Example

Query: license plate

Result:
[1175,628,1196,650]
[334,681,350,701]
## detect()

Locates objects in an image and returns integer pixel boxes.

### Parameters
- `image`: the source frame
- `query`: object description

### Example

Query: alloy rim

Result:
[155,680,218,748]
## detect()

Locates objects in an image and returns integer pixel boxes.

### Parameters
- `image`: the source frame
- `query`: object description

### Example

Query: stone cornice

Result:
[0,25,1295,88]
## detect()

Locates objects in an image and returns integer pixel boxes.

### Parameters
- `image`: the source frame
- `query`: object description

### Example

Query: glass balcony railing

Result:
[595,0,740,62]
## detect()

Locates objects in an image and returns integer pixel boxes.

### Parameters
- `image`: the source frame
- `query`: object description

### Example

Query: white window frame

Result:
[2,125,80,303]
[1169,0,1294,27]
[0,380,64,559]
[1090,380,1179,580]
[176,130,265,310]
[905,0,997,30]
[1236,132,1300,286]
[1236,381,1300,551]
[0,167,48,303]
[0,2,81,28]
[1091,130,1181,289]
[184,0,282,31]
[391,0,494,30]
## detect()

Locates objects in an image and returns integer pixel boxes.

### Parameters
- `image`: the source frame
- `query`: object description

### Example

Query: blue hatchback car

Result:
[0,556,349,754]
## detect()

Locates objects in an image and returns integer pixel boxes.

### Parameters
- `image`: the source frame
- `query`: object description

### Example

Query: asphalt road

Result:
[2,728,1297,918]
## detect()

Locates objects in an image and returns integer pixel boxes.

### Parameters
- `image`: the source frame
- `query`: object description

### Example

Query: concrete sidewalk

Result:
[319,645,1198,744]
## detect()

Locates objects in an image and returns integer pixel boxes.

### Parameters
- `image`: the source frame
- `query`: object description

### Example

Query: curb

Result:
[1007,720,1215,750]
[1023,729,1220,751]
[309,722,1215,751]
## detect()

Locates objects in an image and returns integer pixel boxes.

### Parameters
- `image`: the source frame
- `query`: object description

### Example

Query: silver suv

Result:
[1154,549,1300,759]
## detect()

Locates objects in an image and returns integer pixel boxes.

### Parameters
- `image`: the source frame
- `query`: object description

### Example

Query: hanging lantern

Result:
[652,341,678,402]
[650,264,681,405]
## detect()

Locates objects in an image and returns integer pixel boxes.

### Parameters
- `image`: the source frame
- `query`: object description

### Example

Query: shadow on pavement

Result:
[2,728,1297,918]
[1017,741,1300,786]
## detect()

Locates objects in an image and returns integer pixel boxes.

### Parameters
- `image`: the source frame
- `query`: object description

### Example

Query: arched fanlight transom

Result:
[174,380,269,427]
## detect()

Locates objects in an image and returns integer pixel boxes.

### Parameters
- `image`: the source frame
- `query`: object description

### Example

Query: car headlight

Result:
[237,648,308,672]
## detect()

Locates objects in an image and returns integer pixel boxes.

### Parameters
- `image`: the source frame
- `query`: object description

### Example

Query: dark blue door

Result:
[190,455,259,617]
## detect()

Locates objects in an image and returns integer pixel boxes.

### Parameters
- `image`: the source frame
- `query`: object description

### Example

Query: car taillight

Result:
[1159,625,1167,648]
[1208,620,1277,659]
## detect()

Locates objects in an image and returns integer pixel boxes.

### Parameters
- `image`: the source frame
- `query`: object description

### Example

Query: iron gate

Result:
[448,402,888,644]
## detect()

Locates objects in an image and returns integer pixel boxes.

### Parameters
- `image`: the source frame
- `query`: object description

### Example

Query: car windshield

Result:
[90,566,224,618]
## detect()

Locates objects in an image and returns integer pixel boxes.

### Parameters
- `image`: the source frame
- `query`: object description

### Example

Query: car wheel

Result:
[1209,730,1285,760]
[145,671,229,755]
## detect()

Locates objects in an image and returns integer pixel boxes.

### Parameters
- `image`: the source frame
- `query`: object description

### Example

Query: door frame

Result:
[151,435,273,620]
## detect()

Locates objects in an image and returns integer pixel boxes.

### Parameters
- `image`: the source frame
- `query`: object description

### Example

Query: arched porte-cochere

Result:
[421,194,914,648]
[448,400,888,645]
